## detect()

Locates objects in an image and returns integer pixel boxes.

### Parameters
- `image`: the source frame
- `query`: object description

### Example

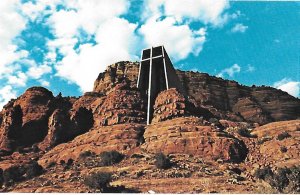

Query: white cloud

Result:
[231,23,248,33]
[39,80,50,87]
[274,78,300,97]
[27,64,52,79]
[139,17,206,61]
[7,71,28,87]
[246,64,255,72]
[217,64,241,78]
[0,86,17,109]
[143,0,229,26]
[0,0,28,76]
[54,17,138,92]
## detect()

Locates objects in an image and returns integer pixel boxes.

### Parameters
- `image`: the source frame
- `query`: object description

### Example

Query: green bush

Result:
[83,172,112,191]
[25,161,44,179]
[255,166,300,193]
[237,128,255,138]
[99,151,124,166]
[154,153,171,169]
[280,146,287,153]
[254,166,273,180]
[79,150,95,159]
[3,165,24,185]
[286,166,300,193]
[257,137,272,145]
[277,132,291,141]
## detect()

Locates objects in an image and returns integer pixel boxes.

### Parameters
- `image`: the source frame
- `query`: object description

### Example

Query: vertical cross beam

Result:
[137,46,185,125]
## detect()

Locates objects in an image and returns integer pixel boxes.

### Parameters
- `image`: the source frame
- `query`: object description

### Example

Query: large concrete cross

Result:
[137,46,185,125]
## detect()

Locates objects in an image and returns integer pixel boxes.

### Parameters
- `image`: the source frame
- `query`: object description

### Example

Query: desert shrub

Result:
[25,161,44,179]
[280,146,287,153]
[99,151,124,166]
[60,160,65,165]
[83,172,112,191]
[285,166,300,193]
[209,118,220,125]
[79,150,95,159]
[46,161,56,168]
[237,128,254,138]
[277,132,291,141]
[0,168,3,186]
[254,166,273,180]
[3,165,24,185]
[257,137,272,145]
[255,166,300,193]
[154,153,171,169]
[32,144,39,153]
[267,168,291,192]
[66,158,74,166]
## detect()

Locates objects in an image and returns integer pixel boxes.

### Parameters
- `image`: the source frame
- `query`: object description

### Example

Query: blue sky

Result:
[0,0,299,108]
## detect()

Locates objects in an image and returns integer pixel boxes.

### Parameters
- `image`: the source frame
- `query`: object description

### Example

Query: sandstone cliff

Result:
[0,61,299,193]
[94,62,300,124]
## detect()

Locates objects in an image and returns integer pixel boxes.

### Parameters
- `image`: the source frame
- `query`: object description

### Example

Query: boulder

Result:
[142,117,247,163]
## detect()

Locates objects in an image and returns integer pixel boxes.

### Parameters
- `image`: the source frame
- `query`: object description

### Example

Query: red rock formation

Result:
[93,61,139,94]
[38,123,145,166]
[248,120,300,168]
[12,87,54,147]
[96,83,147,126]
[94,62,300,124]
[0,106,22,151]
[142,117,247,162]
[152,88,213,123]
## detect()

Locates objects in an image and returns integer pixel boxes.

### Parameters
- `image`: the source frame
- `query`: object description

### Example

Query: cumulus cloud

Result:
[143,0,229,26]
[274,78,300,97]
[231,23,248,33]
[246,64,255,72]
[42,0,231,92]
[0,0,28,76]
[7,71,28,87]
[217,64,241,78]
[27,64,52,79]
[0,86,17,109]
[39,80,50,87]
[139,17,206,60]
[0,0,235,109]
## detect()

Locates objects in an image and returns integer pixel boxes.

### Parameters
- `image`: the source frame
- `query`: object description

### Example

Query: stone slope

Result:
[142,117,247,163]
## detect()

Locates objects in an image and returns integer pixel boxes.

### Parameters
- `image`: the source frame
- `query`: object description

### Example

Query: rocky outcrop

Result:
[11,87,54,147]
[38,106,94,150]
[152,88,213,123]
[39,124,145,166]
[142,117,247,162]
[177,71,300,124]
[93,61,139,94]
[96,83,147,126]
[0,87,55,151]
[0,106,22,151]
[93,62,300,124]
[247,120,300,168]
[232,97,271,124]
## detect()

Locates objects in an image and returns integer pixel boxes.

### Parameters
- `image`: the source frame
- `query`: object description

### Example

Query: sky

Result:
[0,0,299,108]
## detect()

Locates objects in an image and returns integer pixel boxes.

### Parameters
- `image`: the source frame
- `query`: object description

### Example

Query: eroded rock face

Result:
[248,120,300,168]
[39,107,94,150]
[93,61,139,94]
[94,62,300,124]
[0,87,55,150]
[143,117,247,162]
[38,124,145,166]
[96,83,147,126]
[0,106,22,151]
[152,88,213,123]
[232,97,271,124]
